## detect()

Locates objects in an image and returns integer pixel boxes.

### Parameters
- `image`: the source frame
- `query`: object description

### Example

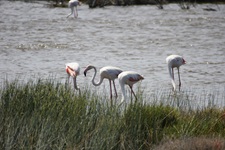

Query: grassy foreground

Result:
[0,79,225,149]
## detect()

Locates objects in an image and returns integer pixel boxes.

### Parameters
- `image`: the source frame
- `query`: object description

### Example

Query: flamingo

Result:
[83,65,123,100]
[65,62,80,90]
[166,55,186,91]
[67,0,81,18]
[118,71,144,103]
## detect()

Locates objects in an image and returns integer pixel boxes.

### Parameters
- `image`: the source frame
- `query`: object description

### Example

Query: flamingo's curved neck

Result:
[168,64,176,91]
[73,77,79,90]
[91,67,103,86]
[120,82,126,103]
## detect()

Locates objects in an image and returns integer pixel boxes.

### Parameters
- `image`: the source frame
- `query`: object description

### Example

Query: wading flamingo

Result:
[65,62,80,90]
[166,55,186,91]
[67,0,81,18]
[118,71,144,103]
[83,65,123,100]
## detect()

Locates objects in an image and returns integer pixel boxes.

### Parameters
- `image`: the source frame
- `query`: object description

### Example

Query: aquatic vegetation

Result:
[0,78,224,149]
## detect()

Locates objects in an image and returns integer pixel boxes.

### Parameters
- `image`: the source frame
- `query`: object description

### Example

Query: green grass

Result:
[0,78,225,149]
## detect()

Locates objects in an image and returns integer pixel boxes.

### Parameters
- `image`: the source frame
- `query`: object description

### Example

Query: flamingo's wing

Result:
[128,72,144,82]
[66,62,80,75]
[102,66,123,79]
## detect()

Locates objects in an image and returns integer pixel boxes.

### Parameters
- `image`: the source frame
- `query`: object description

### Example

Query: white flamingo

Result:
[166,55,186,91]
[83,65,123,100]
[67,0,81,18]
[65,62,80,90]
[118,71,144,103]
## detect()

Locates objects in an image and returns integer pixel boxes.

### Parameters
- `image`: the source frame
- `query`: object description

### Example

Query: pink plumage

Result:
[118,71,144,103]
[65,62,80,90]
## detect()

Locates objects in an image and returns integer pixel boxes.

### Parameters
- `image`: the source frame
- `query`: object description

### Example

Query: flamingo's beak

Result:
[84,71,87,77]
[183,59,186,64]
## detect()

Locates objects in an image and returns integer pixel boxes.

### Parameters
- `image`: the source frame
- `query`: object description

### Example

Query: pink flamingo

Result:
[118,71,144,103]
[67,0,81,18]
[83,65,123,100]
[166,55,186,91]
[65,62,80,90]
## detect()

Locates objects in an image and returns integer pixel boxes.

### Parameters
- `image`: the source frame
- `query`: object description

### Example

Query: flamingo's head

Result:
[169,57,186,68]
[182,58,186,64]
[83,65,95,77]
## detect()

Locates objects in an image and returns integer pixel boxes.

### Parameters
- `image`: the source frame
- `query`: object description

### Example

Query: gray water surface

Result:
[1,1,225,104]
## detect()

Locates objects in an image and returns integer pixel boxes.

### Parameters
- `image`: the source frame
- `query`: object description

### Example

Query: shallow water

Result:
[0,0,225,105]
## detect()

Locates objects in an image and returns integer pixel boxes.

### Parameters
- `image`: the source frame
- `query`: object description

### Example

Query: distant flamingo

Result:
[67,0,81,18]
[65,62,80,90]
[83,65,123,100]
[118,71,144,103]
[166,55,186,91]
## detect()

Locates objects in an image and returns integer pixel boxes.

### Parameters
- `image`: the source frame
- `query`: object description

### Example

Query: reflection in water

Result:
[0,1,225,106]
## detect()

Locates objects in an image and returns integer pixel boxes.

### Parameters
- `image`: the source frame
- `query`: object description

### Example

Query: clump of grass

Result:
[0,79,125,149]
[0,79,89,149]
[173,107,225,137]
[121,103,179,148]
[0,78,225,149]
